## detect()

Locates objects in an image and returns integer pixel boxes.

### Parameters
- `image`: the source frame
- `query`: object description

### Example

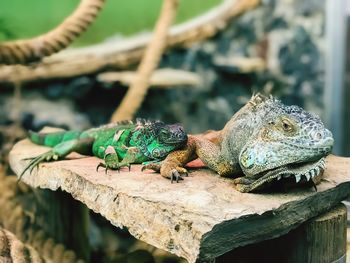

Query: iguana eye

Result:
[160,130,168,135]
[282,119,293,132]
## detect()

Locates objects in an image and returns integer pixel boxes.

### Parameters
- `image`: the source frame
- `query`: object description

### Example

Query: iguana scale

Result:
[146,94,334,192]
[20,120,187,181]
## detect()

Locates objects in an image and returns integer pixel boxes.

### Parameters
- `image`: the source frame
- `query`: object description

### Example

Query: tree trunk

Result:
[217,204,347,263]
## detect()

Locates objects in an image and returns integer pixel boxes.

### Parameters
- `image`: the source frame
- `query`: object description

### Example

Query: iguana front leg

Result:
[144,136,196,182]
[20,137,94,180]
[152,134,240,182]
[194,136,239,177]
[97,146,140,173]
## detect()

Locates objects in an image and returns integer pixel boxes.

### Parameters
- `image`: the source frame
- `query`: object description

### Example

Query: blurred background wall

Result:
[324,0,347,155]
[0,0,348,155]
[342,0,350,156]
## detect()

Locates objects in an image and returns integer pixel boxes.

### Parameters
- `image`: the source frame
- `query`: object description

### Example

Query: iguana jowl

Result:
[19,120,187,181]
[150,94,334,192]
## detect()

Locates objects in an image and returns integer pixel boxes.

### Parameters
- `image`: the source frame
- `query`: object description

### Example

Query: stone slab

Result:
[9,138,350,262]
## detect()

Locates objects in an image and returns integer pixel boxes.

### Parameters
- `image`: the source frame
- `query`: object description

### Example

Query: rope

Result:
[0,0,105,64]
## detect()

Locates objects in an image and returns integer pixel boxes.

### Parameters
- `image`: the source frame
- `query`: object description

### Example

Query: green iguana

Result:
[19,120,187,181]
[144,94,334,192]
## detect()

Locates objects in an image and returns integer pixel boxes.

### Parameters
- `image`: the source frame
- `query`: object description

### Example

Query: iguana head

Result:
[157,123,188,146]
[134,120,188,159]
[238,97,333,190]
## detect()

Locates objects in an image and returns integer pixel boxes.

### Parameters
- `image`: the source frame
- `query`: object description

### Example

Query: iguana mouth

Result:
[282,141,333,153]
[235,158,325,192]
[262,158,325,182]
[164,135,188,145]
[164,139,187,146]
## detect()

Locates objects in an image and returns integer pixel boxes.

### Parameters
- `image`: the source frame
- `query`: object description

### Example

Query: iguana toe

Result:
[233,176,255,185]
[233,177,256,193]
[311,180,317,192]
[234,184,251,193]
[19,151,58,181]
[97,153,132,173]
[176,167,188,176]
[170,169,184,183]
[141,163,161,172]
[104,153,123,171]
[96,162,114,174]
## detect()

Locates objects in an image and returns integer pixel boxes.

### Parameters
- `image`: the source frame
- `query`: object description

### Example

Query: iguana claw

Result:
[141,163,161,172]
[96,153,132,174]
[176,167,188,177]
[96,163,111,174]
[96,163,105,172]
[19,151,59,181]
[96,163,122,174]
[311,180,317,192]
[170,169,184,183]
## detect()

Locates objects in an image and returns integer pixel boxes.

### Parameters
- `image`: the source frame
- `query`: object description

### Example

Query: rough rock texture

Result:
[0,227,46,263]
[9,138,350,263]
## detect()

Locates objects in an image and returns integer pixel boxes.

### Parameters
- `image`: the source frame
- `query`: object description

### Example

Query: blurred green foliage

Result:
[0,0,221,46]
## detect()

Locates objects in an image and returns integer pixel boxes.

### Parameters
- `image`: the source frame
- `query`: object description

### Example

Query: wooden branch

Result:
[9,136,350,263]
[217,204,347,262]
[110,0,179,122]
[213,56,266,73]
[0,0,105,65]
[97,68,202,87]
[0,0,261,84]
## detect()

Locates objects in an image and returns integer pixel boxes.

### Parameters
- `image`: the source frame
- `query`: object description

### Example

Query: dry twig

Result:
[110,0,179,122]
[98,68,202,87]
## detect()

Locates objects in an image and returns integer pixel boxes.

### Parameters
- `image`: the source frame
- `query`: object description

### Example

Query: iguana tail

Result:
[29,130,82,147]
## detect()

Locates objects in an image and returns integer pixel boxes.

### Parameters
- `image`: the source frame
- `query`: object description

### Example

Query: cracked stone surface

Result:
[9,138,350,262]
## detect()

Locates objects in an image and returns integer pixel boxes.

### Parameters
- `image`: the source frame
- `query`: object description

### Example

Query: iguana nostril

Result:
[315,132,322,140]
[310,131,323,140]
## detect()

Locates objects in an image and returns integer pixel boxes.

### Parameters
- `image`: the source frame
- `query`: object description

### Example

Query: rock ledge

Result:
[9,139,350,262]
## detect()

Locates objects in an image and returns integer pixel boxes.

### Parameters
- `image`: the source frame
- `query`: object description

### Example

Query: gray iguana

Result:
[145,94,334,192]
[19,120,187,181]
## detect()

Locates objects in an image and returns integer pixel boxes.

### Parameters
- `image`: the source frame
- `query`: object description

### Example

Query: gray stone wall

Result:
[0,0,326,134]
[141,0,326,133]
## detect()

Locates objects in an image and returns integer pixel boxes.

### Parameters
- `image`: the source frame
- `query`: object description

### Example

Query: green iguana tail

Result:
[29,130,82,147]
